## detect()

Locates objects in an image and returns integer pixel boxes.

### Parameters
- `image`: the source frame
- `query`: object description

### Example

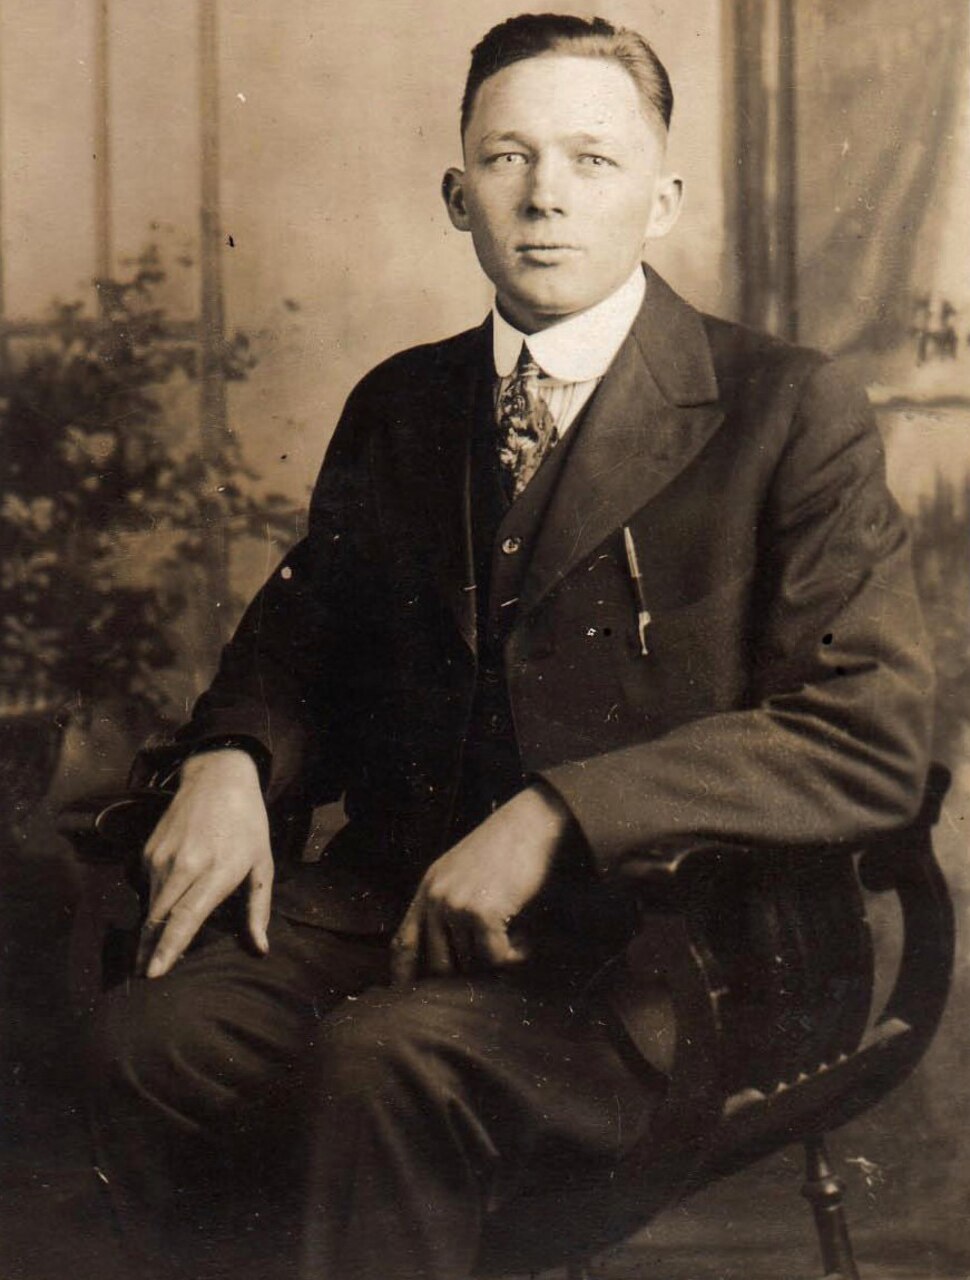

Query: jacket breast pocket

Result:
[613,568,756,729]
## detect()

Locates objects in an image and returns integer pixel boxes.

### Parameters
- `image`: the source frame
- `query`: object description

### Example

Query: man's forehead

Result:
[478,128,626,145]
[464,55,664,142]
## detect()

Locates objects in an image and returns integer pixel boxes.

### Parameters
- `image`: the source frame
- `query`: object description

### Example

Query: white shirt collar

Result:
[492,264,646,382]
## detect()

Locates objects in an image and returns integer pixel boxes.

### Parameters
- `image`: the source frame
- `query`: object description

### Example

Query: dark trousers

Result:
[85,911,664,1280]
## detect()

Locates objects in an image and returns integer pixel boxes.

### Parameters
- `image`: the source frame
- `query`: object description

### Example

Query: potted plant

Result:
[0,248,293,842]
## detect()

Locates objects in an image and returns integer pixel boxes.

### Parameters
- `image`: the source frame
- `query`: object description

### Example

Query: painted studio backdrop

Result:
[1,2,968,1276]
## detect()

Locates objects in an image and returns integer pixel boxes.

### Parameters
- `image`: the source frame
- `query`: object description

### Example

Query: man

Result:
[87,14,933,1280]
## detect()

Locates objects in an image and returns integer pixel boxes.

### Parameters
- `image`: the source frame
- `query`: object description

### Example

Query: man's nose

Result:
[523,154,568,216]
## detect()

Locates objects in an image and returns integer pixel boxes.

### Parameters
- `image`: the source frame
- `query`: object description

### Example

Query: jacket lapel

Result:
[519,268,724,618]
[423,320,490,655]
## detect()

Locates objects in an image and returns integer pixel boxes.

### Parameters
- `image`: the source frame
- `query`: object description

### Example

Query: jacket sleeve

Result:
[150,379,386,805]
[539,360,936,877]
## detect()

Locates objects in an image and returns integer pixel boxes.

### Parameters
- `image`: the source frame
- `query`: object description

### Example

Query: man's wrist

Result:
[520,781,570,834]
[523,780,590,872]
[180,736,271,791]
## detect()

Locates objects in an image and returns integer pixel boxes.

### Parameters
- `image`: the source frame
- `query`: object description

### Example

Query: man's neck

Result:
[491,266,646,384]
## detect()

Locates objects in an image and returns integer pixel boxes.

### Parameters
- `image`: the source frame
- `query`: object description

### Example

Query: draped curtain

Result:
[795,0,969,380]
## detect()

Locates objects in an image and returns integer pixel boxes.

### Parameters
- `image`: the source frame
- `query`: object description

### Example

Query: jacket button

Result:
[501,536,523,556]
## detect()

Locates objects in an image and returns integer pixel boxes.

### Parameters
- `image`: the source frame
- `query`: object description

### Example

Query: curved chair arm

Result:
[618,764,954,1193]
[57,781,312,876]
[57,789,176,867]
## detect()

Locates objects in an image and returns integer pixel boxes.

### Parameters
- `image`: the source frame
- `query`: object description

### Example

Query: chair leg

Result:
[801,1136,861,1280]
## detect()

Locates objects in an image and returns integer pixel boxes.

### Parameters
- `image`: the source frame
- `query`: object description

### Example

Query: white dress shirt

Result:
[492,265,646,438]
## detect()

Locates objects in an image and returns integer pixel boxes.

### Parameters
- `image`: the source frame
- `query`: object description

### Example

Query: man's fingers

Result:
[473,915,530,969]
[246,861,274,954]
[505,921,532,966]
[145,881,224,979]
[423,910,455,977]
[144,862,195,928]
[393,875,536,983]
[443,914,476,973]
[135,917,165,977]
[138,861,273,976]
[503,939,531,966]
[390,935,418,986]
[137,863,194,976]
[391,898,423,987]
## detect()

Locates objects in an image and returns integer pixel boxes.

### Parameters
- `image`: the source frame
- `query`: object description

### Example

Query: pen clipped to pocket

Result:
[622,525,651,657]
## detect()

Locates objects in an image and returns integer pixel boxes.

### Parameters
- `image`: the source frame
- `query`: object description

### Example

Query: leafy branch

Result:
[0,247,295,719]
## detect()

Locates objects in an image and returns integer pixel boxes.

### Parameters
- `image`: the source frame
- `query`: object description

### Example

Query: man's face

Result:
[444,55,682,332]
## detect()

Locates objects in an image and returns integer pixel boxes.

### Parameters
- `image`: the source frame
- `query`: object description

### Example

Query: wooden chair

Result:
[58,765,954,1280]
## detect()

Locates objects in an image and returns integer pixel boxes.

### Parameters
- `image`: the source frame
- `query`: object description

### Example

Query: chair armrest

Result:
[615,763,953,1166]
[58,781,315,870]
[633,763,953,894]
[56,789,174,865]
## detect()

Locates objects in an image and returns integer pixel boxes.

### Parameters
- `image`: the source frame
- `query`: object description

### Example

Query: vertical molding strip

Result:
[198,0,230,638]
[0,0,8,376]
[94,0,112,307]
[721,0,798,339]
[728,0,771,330]
[718,0,741,324]
[775,0,798,341]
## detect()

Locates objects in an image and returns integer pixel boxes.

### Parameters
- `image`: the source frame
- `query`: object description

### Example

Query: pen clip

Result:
[623,526,651,658]
[636,611,651,658]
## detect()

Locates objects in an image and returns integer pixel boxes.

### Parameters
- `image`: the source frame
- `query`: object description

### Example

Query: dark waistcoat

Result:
[450,370,588,838]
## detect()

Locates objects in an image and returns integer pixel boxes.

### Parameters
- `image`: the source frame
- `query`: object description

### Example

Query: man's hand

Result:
[137,749,273,979]
[391,785,571,985]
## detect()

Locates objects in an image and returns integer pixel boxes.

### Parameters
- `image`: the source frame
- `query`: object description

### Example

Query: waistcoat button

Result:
[501,536,523,556]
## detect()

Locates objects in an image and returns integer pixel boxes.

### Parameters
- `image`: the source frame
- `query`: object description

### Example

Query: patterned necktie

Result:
[496,345,560,499]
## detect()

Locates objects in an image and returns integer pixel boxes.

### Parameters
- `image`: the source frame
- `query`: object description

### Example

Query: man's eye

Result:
[489,152,528,166]
[578,154,615,168]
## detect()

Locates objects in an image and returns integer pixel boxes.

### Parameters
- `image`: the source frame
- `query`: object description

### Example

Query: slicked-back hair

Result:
[460,13,673,138]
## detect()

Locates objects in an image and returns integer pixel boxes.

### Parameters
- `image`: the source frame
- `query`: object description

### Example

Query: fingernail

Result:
[146,957,163,979]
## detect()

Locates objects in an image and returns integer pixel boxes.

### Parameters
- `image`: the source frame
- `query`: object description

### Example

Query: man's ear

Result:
[643,173,684,243]
[442,167,471,232]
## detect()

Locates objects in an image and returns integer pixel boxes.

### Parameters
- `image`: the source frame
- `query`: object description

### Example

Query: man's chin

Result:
[499,283,600,331]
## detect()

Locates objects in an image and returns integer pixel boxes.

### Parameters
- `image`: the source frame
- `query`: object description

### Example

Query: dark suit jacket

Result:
[149,266,933,992]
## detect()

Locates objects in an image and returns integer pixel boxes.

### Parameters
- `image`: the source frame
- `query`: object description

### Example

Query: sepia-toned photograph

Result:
[1,3,968,1278]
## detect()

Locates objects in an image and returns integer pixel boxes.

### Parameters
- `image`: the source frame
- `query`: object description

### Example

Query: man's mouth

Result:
[516,244,582,263]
